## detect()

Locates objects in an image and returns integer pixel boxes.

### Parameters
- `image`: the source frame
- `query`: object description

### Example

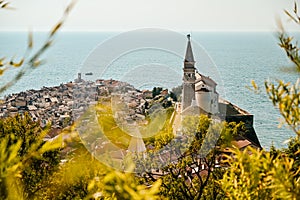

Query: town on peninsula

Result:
[0,35,262,174]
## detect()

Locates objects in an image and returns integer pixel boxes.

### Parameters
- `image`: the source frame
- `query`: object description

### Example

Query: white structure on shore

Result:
[181,35,219,115]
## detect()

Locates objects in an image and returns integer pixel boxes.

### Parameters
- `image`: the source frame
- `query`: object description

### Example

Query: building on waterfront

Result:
[180,34,261,148]
[181,34,219,115]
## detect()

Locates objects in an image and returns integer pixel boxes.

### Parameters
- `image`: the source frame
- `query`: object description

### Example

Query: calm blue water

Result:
[0,31,299,149]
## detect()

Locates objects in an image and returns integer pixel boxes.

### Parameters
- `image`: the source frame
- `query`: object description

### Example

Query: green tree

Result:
[220,1,300,195]
[221,146,300,200]
[220,73,300,200]
[139,115,244,200]
[100,165,162,200]
[152,87,163,98]
[0,113,63,199]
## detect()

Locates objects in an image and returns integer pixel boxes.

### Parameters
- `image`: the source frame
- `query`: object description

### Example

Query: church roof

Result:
[184,34,195,64]
[195,72,217,87]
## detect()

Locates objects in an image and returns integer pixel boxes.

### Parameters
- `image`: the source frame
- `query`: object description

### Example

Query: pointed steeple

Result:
[181,34,196,112]
[184,34,195,68]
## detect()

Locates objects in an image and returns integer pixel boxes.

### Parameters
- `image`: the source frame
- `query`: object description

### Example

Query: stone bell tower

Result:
[181,34,196,112]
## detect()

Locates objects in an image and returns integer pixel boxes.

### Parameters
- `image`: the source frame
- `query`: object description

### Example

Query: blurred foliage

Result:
[0,1,13,10]
[95,101,131,148]
[265,79,300,136]
[99,165,161,200]
[0,113,162,199]
[0,0,76,94]
[143,107,174,149]
[0,2,76,198]
[221,147,300,200]
[278,1,300,70]
[37,132,162,200]
[0,113,63,199]
[140,115,244,200]
[226,2,300,195]
[221,81,300,199]
[283,137,300,179]
[39,145,108,199]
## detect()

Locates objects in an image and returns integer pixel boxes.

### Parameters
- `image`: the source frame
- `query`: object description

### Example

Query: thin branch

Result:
[0,0,77,95]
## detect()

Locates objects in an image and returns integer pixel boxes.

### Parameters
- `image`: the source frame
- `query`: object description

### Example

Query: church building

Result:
[181,34,219,115]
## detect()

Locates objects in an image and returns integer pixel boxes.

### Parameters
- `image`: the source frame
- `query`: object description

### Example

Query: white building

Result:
[181,35,219,115]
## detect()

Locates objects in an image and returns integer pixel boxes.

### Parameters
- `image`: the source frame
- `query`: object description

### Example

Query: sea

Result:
[0,31,299,149]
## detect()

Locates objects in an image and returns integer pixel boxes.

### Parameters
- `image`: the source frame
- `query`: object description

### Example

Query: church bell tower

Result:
[181,34,196,112]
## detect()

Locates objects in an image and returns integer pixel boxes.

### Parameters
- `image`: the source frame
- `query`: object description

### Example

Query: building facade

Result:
[181,35,219,115]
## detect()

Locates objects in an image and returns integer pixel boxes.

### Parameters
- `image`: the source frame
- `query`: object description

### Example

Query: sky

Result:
[0,0,298,32]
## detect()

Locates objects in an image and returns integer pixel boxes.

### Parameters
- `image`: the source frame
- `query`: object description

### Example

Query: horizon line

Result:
[1,29,300,33]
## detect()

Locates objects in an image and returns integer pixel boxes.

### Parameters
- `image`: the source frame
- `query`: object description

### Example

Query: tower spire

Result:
[181,34,196,112]
[184,34,195,68]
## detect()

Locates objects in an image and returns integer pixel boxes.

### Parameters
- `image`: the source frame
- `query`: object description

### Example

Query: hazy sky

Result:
[0,0,298,31]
